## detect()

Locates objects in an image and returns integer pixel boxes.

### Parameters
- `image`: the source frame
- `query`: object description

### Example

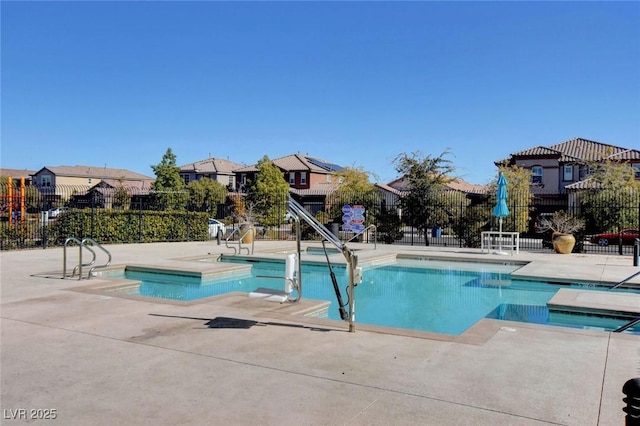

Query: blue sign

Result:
[342,204,366,233]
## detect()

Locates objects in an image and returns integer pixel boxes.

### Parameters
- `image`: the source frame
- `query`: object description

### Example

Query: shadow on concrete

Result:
[149,313,334,333]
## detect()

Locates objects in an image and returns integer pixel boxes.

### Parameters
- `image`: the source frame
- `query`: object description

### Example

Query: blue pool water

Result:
[103,258,639,335]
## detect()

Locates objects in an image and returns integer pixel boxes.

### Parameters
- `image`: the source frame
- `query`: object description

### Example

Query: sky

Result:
[1,1,639,185]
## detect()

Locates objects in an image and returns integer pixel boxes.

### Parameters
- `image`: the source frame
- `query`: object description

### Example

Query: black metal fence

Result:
[1,183,638,255]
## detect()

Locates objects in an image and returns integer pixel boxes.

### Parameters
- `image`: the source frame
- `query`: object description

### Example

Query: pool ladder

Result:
[62,237,112,280]
[224,226,255,255]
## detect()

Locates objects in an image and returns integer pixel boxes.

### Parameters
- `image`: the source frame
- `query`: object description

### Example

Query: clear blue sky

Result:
[2,1,639,185]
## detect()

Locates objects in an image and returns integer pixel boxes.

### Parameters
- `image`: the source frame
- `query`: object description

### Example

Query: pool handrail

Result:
[613,316,640,333]
[83,238,112,278]
[287,196,359,332]
[609,270,640,291]
[224,226,254,255]
[287,197,343,251]
[346,224,377,249]
[72,243,96,278]
[63,237,112,280]
[63,237,83,280]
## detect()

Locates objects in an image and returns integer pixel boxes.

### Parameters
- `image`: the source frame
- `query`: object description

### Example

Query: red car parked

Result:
[590,229,639,246]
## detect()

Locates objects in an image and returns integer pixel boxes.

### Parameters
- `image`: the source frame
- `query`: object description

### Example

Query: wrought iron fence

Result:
[1,183,638,255]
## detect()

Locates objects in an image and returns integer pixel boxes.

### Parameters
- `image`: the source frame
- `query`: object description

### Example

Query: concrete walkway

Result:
[1,241,639,425]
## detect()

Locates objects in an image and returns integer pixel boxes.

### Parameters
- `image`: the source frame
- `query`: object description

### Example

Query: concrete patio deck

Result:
[1,241,639,425]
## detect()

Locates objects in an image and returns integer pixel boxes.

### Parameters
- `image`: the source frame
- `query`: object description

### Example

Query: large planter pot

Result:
[240,224,255,244]
[552,233,575,254]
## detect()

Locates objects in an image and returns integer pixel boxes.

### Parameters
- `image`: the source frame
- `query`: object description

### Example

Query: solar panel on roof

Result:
[306,157,345,172]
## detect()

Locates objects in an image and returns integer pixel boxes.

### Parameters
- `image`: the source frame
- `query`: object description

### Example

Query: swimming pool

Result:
[102,257,639,335]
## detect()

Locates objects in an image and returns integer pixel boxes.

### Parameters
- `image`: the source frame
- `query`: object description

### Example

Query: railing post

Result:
[634,239,639,267]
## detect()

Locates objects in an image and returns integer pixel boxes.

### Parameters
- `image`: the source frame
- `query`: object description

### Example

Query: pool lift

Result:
[249,196,361,332]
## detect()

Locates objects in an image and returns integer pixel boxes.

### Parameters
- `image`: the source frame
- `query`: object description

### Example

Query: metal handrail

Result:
[73,244,96,278]
[83,238,112,278]
[609,270,640,291]
[287,197,343,251]
[614,316,640,333]
[224,226,254,255]
[63,237,83,280]
[346,224,377,249]
[63,237,111,280]
[287,196,359,332]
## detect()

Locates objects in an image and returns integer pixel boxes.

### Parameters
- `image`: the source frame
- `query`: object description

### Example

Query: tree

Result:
[375,202,404,244]
[328,167,378,227]
[496,166,532,233]
[247,156,290,226]
[454,198,490,248]
[581,154,640,233]
[112,179,132,210]
[150,148,187,210]
[186,177,227,214]
[393,150,455,245]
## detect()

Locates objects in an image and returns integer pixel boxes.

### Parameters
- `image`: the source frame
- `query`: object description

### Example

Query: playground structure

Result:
[2,177,27,225]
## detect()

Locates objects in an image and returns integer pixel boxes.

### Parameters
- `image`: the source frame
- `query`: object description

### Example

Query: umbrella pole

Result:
[498,217,503,252]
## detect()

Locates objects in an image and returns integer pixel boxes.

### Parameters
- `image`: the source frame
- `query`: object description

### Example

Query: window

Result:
[579,165,594,180]
[633,164,640,179]
[41,175,52,187]
[289,172,295,185]
[241,174,247,185]
[531,166,543,184]
[563,165,573,181]
[228,175,234,185]
[182,174,190,185]
[300,172,307,185]
[326,174,332,183]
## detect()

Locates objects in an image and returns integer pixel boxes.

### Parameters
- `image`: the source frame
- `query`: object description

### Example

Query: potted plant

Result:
[228,194,257,243]
[536,211,585,254]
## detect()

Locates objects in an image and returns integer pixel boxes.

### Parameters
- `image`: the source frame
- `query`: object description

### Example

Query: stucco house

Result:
[30,165,154,206]
[496,137,640,201]
[178,157,245,190]
[31,165,153,189]
[0,168,36,185]
[234,153,344,194]
[75,179,154,210]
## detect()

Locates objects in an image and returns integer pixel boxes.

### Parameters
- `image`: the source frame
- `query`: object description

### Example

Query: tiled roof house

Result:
[79,179,154,209]
[496,137,640,198]
[31,165,154,199]
[377,178,487,216]
[179,157,245,190]
[385,177,487,195]
[0,168,36,185]
[234,154,345,196]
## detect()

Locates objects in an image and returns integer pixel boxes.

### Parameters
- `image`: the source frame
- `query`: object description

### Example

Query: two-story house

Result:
[233,154,345,213]
[31,165,154,207]
[496,138,640,204]
[178,157,245,190]
[234,153,344,193]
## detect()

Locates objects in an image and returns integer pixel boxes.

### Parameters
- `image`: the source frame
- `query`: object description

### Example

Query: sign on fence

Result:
[342,204,365,233]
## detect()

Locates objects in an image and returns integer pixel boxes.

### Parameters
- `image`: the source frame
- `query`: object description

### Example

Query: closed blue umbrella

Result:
[493,173,509,254]
[493,173,510,218]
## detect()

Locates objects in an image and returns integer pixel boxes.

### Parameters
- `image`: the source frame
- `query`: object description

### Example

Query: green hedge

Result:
[47,210,211,245]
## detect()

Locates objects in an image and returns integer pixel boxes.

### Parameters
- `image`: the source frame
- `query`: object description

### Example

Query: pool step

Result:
[547,288,640,318]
